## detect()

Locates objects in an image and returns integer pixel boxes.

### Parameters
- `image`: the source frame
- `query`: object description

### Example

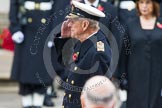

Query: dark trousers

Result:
[19,83,47,95]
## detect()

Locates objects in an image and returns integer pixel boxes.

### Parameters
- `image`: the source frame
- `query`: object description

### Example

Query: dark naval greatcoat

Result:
[52,30,112,108]
[9,0,55,84]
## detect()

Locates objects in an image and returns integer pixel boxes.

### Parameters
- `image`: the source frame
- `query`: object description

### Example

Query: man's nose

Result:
[143,3,147,8]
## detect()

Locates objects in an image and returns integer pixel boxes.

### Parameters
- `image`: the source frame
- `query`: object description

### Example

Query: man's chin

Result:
[71,35,74,38]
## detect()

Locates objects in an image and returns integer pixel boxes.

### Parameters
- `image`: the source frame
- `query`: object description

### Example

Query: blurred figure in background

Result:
[44,0,71,105]
[81,75,121,108]
[117,0,136,27]
[47,0,71,91]
[114,0,162,108]
[82,0,122,50]
[9,0,55,107]
[160,1,162,17]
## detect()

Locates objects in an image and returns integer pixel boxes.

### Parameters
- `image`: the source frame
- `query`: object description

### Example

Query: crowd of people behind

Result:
[8,0,162,108]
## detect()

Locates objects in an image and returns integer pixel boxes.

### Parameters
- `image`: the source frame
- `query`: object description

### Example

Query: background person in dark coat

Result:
[117,0,136,27]
[160,2,162,17]
[114,0,162,108]
[9,0,55,108]
[82,0,122,50]
[51,1,112,108]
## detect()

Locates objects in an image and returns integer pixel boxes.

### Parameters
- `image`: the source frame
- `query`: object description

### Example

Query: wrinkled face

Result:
[67,18,84,39]
[138,0,154,16]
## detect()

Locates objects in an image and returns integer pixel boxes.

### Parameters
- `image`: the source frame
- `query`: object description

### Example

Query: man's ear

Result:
[80,94,86,108]
[82,20,89,31]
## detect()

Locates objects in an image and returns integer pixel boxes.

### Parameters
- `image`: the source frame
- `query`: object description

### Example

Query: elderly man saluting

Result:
[52,1,112,108]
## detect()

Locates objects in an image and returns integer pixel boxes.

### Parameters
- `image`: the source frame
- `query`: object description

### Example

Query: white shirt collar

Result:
[87,30,98,39]
[84,0,99,7]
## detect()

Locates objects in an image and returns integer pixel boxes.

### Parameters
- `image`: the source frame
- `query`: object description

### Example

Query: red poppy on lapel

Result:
[157,22,162,29]
[72,52,79,61]
[97,4,104,12]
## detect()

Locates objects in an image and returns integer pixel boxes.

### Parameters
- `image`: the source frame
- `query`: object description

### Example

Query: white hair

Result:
[82,76,122,108]
[78,18,100,29]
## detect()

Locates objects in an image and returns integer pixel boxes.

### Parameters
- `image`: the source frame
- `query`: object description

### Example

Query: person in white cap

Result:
[81,75,121,108]
[51,1,113,108]
[9,0,57,107]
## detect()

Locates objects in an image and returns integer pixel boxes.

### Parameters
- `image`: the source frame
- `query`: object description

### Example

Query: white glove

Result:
[12,31,24,44]
[47,41,54,48]
[119,89,127,102]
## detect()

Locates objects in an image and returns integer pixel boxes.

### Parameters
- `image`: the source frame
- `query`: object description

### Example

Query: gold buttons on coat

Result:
[64,92,66,96]
[66,79,68,82]
[62,105,64,108]
[35,3,40,9]
[69,94,72,98]
[28,18,32,23]
[128,8,131,11]
[41,18,46,24]
[74,66,78,71]
[71,80,74,85]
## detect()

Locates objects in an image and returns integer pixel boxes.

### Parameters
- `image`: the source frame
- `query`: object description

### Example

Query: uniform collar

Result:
[74,30,106,60]
[87,30,98,39]
[84,0,99,7]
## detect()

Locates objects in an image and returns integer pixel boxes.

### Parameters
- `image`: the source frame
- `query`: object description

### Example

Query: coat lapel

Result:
[78,35,97,59]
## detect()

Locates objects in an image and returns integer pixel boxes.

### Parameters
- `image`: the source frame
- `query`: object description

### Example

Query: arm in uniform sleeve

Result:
[9,0,21,34]
[54,34,70,61]
[90,44,112,78]
[51,33,71,81]
[51,46,69,81]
